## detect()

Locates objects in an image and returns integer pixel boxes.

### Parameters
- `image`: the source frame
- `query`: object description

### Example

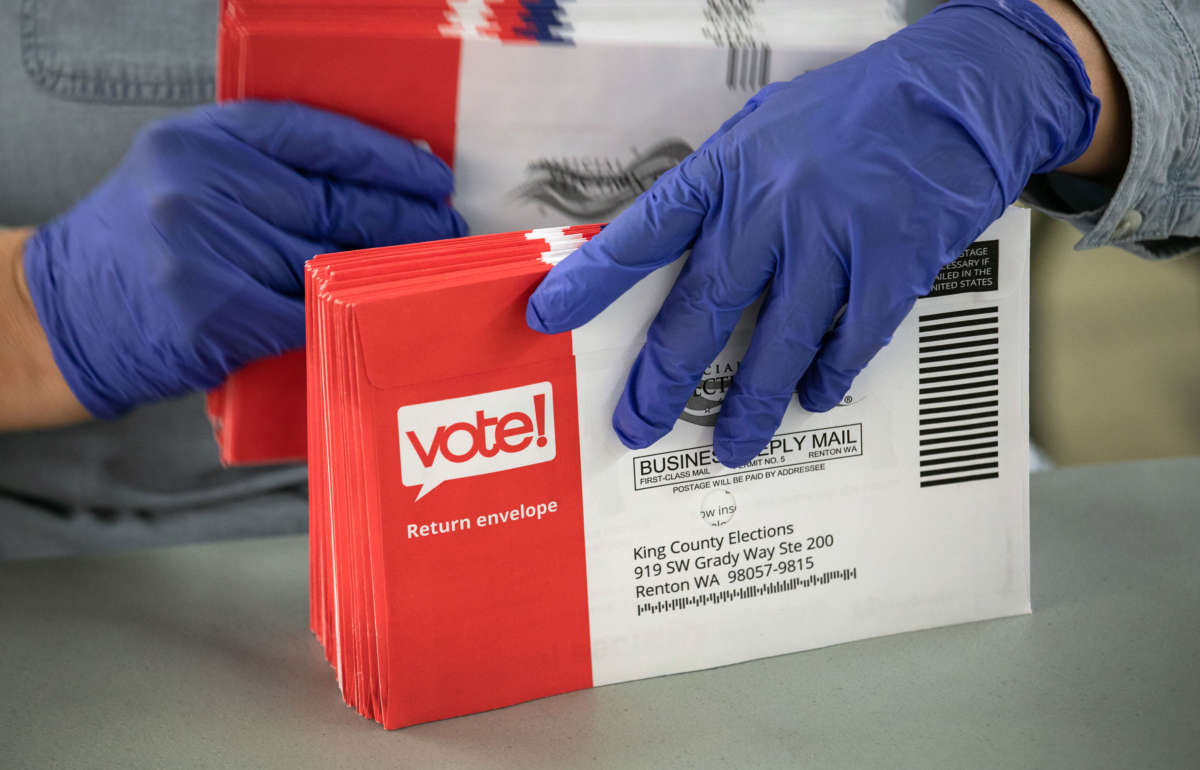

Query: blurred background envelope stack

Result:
[207,0,908,465]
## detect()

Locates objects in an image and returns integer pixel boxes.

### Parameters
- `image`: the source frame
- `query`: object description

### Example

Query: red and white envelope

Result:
[307,208,1032,728]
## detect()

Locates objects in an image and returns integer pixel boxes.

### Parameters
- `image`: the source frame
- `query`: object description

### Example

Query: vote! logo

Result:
[397,382,556,500]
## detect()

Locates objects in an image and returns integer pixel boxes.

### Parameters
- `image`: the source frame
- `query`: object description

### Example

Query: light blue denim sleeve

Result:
[1020,0,1200,259]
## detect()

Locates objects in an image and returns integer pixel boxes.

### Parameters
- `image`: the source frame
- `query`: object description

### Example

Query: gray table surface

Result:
[2,459,1198,769]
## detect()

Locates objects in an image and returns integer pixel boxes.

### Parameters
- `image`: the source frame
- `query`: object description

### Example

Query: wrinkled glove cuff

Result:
[23,227,129,420]
[932,0,1101,172]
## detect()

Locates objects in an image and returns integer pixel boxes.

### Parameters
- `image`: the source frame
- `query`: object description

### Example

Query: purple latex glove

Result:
[24,100,467,418]
[527,0,1098,466]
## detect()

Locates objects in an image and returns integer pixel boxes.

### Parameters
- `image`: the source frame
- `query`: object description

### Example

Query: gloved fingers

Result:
[795,299,916,413]
[201,287,308,370]
[527,150,718,334]
[526,85,783,336]
[247,226,342,292]
[711,265,849,467]
[307,177,469,247]
[133,234,311,381]
[163,202,338,294]
[609,231,774,450]
[202,100,456,199]
[184,141,466,247]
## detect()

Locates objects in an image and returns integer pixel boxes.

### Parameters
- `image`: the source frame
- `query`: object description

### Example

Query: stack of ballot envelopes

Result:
[208,0,1032,730]
[304,210,1031,729]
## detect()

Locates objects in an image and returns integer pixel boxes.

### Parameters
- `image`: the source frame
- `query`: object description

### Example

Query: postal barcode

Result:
[726,46,771,91]
[636,568,857,617]
[917,306,1000,488]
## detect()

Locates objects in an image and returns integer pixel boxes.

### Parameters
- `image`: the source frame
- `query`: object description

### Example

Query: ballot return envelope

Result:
[304,207,1030,729]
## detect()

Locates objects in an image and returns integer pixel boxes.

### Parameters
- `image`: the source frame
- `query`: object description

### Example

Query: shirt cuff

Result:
[1020,0,1200,260]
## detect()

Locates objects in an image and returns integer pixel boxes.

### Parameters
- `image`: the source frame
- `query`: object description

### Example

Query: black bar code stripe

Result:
[919,380,998,395]
[919,327,999,344]
[920,440,999,455]
[918,305,1000,488]
[921,472,999,488]
[920,369,1000,385]
[920,352,999,367]
[919,420,999,436]
[918,307,998,322]
[916,357,1003,371]
[920,400,999,416]
[920,337,999,354]
[920,461,999,477]
[920,430,999,447]
[920,451,999,467]
[919,410,999,426]
[919,318,1001,333]
[920,348,999,361]
[920,390,999,406]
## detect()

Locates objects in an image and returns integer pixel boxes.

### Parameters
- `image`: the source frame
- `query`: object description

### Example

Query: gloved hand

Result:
[24,100,466,419]
[527,0,1098,467]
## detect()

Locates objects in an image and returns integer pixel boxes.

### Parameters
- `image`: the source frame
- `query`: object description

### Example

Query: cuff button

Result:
[1113,209,1143,239]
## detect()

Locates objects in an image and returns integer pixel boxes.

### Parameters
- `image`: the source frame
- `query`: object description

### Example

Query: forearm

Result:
[0,228,89,430]
[1031,0,1130,183]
